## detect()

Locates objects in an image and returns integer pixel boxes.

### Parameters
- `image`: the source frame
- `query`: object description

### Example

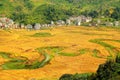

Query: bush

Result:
[93,55,120,80]
[59,73,92,80]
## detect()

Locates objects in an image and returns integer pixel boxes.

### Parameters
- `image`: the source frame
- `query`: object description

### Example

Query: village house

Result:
[106,22,114,27]
[26,24,33,30]
[114,21,120,27]
[34,23,41,30]
[0,16,119,30]
[75,19,81,26]
[0,17,14,28]
[13,23,20,29]
[66,19,71,25]
[20,23,25,29]
[86,17,92,23]
[56,20,65,26]
[50,21,54,25]
[67,15,92,26]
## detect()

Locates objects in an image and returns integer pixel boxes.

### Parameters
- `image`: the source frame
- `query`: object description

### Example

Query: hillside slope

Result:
[0,0,120,24]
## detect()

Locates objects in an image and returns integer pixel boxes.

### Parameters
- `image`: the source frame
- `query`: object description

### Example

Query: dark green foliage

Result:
[93,56,120,80]
[59,74,73,80]
[1,0,120,24]
[104,9,111,17]
[116,54,120,63]
[111,7,120,20]
[33,4,69,23]
[59,73,92,80]
[24,0,34,10]
[88,11,98,18]
[11,12,27,23]
[0,3,3,6]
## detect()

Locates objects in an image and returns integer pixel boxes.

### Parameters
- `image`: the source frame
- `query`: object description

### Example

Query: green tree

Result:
[111,7,120,20]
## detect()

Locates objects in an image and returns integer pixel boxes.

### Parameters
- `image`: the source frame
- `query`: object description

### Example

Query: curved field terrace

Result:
[0,26,120,80]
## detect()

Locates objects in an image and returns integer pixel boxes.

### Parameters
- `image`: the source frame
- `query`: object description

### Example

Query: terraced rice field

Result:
[0,26,120,80]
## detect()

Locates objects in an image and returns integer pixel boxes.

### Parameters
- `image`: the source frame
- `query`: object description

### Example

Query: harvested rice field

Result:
[0,26,120,80]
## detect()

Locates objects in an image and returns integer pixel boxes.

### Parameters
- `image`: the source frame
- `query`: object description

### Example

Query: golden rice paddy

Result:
[0,26,120,80]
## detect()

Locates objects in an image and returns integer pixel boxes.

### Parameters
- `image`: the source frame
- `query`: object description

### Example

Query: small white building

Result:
[106,22,114,27]
[20,23,25,29]
[66,19,71,25]
[26,24,33,30]
[34,23,41,30]
[114,21,119,27]
[56,20,65,26]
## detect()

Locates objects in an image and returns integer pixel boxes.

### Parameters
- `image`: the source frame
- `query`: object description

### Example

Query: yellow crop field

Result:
[0,26,120,80]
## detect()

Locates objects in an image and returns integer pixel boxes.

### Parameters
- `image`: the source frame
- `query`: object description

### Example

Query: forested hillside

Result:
[0,0,120,24]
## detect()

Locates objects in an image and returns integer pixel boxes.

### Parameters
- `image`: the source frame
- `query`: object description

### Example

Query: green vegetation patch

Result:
[25,52,52,69]
[79,48,89,54]
[89,39,120,59]
[0,52,11,59]
[113,40,120,43]
[1,53,51,69]
[0,51,52,69]
[2,59,26,70]
[36,46,82,56]
[89,39,115,50]
[36,46,76,56]
[59,52,79,56]
[57,48,89,56]
[81,32,112,36]
[31,32,52,37]
[36,46,64,54]
[99,39,120,43]
[1,55,28,70]
[92,49,102,58]
[68,31,112,36]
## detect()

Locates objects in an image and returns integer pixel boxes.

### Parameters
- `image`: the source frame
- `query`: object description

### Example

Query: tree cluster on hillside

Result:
[0,0,120,24]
